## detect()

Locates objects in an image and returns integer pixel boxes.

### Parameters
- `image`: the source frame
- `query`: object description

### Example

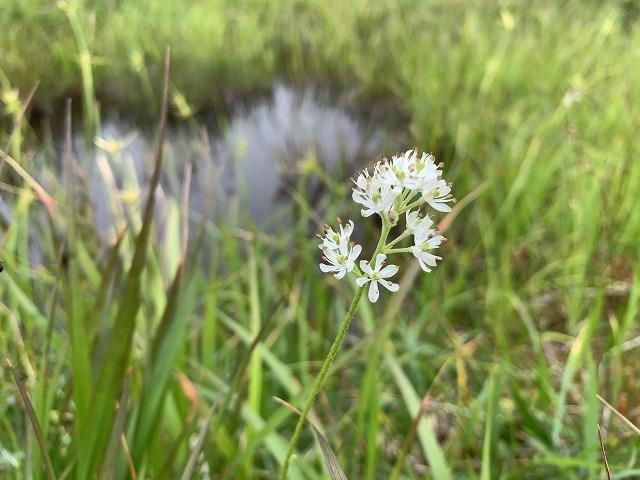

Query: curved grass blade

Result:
[597,395,640,436]
[98,370,133,480]
[6,359,56,480]
[312,421,348,480]
[275,398,347,480]
[384,353,452,480]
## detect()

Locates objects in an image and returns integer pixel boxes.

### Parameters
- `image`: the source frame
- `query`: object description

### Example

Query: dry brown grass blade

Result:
[0,148,56,215]
[0,82,56,216]
[597,394,640,436]
[597,424,611,480]
[436,179,489,234]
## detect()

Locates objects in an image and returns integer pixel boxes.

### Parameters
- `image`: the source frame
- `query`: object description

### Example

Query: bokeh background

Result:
[2,1,640,479]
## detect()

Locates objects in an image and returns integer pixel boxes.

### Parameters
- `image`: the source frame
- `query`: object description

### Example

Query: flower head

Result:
[356,253,400,302]
[321,147,452,291]
[379,149,416,190]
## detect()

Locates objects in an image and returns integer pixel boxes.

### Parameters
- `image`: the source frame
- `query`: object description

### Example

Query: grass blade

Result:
[551,293,603,445]
[312,419,348,480]
[81,48,171,478]
[129,257,187,464]
[181,300,280,480]
[6,359,56,480]
[597,395,640,437]
[480,365,502,480]
[62,97,93,468]
[98,370,133,480]
[384,352,452,480]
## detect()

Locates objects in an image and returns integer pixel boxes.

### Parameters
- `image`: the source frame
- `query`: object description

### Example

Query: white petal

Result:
[334,268,346,279]
[356,276,370,287]
[380,280,399,292]
[368,281,380,302]
[417,257,433,272]
[360,260,374,275]
[426,235,444,248]
[361,207,375,217]
[323,248,339,261]
[337,239,351,256]
[348,244,362,262]
[341,220,354,238]
[420,252,438,266]
[320,263,337,273]
[428,201,452,213]
[378,264,399,278]
[406,210,419,229]
[374,254,387,271]
[438,185,452,196]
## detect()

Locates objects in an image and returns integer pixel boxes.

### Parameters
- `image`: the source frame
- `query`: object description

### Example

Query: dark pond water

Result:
[2,83,405,265]
[72,83,403,229]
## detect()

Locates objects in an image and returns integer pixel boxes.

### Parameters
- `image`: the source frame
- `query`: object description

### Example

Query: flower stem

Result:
[373,221,392,258]
[384,228,411,250]
[280,220,392,479]
[279,284,366,479]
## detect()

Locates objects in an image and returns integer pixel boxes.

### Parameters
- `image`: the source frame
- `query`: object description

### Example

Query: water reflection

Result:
[86,83,398,230]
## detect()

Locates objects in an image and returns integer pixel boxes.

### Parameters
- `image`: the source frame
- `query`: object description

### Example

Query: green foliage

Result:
[2,0,640,479]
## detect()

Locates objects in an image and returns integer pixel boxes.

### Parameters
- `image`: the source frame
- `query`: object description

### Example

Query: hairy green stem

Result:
[280,221,392,478]
[279,284,365,479]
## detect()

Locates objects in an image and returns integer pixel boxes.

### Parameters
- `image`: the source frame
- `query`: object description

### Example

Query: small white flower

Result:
[356,253,400,302]
[410,152,442,189]
[318,220,354,251]
[405,209,434,234]
[352,168,401,217]
[411,229,445,272]
[421,179,454,212]
[379,149,417,190]
[320,240,362,279]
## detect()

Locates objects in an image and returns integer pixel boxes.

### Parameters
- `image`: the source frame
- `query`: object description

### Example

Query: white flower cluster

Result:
[319,148,454,303]
[352,149,453,216]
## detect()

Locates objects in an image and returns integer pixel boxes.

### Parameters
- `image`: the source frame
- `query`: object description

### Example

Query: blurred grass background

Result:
[2,0,640,478]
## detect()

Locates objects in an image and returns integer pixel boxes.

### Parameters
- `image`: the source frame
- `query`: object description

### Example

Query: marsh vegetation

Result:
[2,1,640,478]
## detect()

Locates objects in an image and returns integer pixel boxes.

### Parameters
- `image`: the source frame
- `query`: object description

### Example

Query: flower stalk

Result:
[279,284,365,480]
[280,147,455,478]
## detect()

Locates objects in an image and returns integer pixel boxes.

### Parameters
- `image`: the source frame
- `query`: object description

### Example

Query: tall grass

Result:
[2,0,640,479]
